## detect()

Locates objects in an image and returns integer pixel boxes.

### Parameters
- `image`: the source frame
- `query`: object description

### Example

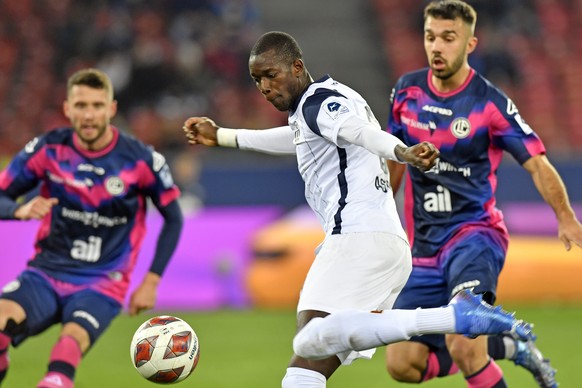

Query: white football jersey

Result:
[234,75,406,238]
[288,75,406,238]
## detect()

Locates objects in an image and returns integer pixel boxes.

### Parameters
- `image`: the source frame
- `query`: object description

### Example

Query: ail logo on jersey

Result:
[423,185,452,212]
[450,117,471,139]
[71,236,102,262]
[324,101,349,120]
[105,176,125,196]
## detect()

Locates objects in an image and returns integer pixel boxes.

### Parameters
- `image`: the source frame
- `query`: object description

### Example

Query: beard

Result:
[431,54,465,80]
[75,123,108,149]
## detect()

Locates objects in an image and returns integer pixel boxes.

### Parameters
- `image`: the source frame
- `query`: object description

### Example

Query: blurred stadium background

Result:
[1,0,581,386]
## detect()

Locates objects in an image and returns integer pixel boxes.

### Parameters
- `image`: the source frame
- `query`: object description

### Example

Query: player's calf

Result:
[0,331,10,383]
[37,336,82,388]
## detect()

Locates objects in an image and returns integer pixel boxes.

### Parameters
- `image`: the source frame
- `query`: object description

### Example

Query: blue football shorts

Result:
[0,269,122,347]
[392,229,507,349]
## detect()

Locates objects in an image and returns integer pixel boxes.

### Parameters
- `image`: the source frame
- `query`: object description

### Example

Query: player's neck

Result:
[431,65,472,94]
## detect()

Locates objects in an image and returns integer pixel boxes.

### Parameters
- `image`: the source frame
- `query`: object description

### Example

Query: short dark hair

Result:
[424,0,477,31]
[250,31,303,66]
[67,68,114,100]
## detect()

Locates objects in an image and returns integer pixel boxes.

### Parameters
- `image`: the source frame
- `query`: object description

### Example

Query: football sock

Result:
[465,358,506,388]
[0,331,10,383]
[421,348,459,382]
[488,334,519,360]
[420,334,513,382]
[282,367,326,388]
[46,336,82,381]
[294,307,455,358]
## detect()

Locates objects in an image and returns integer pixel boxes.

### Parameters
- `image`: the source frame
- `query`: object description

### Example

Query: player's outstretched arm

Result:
[523,154,582,251]
[395,142,440,172]
[183,116,220,147]
[183,117,296,155]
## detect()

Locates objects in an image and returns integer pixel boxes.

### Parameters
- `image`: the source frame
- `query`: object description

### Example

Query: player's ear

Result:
[63,100,71,119]
[109,100,118,118]
[292,59,305,77]
[467,36,478,55]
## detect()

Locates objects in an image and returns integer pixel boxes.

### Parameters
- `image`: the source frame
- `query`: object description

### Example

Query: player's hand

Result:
[129,273,160,316]
[182,117,219,146]
[395,142,439,172]
[14,196,58,220]
[558,216,582,251]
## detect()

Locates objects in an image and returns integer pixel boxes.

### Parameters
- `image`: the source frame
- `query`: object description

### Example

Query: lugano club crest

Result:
[450,117,471,139]
[105,176,125,196]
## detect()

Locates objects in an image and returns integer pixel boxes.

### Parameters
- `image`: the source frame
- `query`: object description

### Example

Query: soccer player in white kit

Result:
[182,31,534,387]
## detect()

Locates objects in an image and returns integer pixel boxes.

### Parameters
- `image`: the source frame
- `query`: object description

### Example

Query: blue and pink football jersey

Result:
[0,127,180,303]
[387,68,545,259]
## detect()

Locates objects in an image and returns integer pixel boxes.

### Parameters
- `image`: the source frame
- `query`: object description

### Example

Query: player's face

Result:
[424,16,476,80]
[64,85,117,151]
[249,49,304,112]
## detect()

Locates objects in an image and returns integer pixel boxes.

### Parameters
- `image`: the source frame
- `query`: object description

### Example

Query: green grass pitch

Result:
[4,304,580,387]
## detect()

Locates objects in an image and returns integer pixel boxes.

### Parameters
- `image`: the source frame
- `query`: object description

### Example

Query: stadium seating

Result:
[0,0,285,160]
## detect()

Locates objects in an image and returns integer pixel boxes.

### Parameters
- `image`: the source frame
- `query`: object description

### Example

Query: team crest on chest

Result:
[105,176,125,196]
[450,118,471,139]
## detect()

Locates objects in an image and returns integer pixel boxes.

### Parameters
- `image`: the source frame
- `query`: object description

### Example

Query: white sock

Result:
[281,367,326,388]
[415,306,456,334]
[503,335,518,359]
[293,307,456,359]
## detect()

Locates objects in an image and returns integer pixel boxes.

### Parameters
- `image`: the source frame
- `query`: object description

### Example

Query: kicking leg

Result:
[294,290,534,360]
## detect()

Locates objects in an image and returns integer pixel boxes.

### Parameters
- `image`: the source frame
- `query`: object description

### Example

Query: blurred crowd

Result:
[0,0,286,172]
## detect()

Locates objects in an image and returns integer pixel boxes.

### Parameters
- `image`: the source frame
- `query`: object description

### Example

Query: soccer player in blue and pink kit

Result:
[384,2,582,388]
[0,68,183,388]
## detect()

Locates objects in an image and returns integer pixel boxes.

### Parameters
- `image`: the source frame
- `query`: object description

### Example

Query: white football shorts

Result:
[296,231,412,365]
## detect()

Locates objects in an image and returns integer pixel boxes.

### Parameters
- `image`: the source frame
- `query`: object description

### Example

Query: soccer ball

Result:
[130,315,200,384]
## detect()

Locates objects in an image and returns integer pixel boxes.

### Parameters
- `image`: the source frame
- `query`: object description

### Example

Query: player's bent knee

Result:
[386,362,422,383]
[386,343,427,383]
[0,300,26,331]
[61,322,91,353]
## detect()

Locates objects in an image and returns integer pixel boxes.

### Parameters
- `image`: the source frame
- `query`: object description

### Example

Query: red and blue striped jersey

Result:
[387,68,545,259]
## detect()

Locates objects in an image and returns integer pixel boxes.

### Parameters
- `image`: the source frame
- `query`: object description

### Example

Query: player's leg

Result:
[282,309,340,388]
[0,270,60,385]
[282,232,411,388]
[488,334,556,388]
[37,289,121,388]
[0,299,27,384]
[293,289,532,360]
[387,229,510,385]
[444,230,509,387]
[386,340,458,382]
[385,259,455,383]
